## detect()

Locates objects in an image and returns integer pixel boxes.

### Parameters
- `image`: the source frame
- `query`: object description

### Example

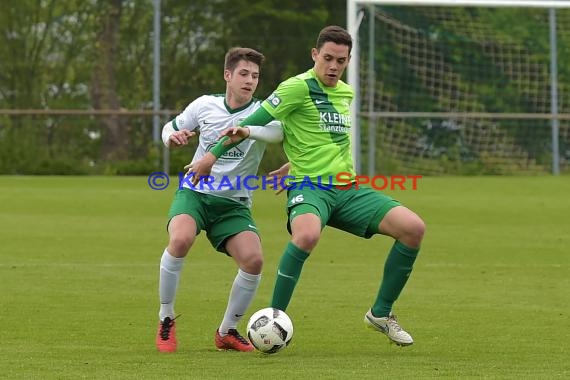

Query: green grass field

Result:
[1,175,568,379]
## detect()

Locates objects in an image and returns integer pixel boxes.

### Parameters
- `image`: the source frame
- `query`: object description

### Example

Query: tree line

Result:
[0,0,344,174]
[0,1,568,174]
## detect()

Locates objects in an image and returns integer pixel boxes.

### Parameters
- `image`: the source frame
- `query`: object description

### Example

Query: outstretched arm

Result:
[210,107,276,156]
[185,107,276,185]
[220,123,283,145]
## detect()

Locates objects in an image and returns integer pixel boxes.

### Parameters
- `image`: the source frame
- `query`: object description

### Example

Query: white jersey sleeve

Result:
[248,121,283,143]
[161,122,175,147]
[161,96,205,146]
[174,97,202,131]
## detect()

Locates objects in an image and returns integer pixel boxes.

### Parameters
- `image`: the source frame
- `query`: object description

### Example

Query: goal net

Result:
[348,0,570,175]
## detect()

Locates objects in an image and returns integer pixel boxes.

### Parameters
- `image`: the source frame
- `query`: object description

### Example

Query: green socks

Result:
[372,241,419,318]
[270,240,418,316]
[270,242,310,311]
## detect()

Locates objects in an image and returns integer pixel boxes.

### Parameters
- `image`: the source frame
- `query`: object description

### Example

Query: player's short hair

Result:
[316,25,353,54]
[224,47,265,72]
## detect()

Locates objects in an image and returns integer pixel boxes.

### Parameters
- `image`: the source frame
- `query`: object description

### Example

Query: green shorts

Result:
[286,183,400,238]
[167,188,258,253]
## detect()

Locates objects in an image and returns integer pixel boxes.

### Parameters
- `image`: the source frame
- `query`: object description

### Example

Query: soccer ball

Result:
[246,307,293,354]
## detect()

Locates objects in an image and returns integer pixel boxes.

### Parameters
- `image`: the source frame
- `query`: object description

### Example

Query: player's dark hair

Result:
[224,47,265,72]
[316,25,353,54]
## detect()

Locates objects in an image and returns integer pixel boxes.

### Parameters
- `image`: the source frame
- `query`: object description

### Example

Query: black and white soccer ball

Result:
[247,307,293,354]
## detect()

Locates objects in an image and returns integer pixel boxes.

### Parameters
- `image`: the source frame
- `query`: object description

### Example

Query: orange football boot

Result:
[156,317,177,352]
[214,329,254,352]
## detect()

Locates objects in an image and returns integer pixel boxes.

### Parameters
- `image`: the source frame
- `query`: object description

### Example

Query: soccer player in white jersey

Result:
[156,47,283,352]
[188,26,426,347]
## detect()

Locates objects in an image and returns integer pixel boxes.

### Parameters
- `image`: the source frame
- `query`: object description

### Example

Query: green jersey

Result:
[261,69,355,184]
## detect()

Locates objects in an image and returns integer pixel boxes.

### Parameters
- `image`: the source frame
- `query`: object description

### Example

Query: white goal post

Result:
[346,0,570,175]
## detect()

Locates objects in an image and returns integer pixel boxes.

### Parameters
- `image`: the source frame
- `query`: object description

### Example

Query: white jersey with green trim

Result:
[173,94,280,206]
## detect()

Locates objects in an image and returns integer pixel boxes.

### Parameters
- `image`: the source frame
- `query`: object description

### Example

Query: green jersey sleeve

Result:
[261,77,306,120]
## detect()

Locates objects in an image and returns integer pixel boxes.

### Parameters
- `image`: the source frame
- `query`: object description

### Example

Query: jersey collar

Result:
[224,98,255,114]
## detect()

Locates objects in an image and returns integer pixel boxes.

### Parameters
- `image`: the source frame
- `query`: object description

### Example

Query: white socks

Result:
[218,269,261,335]
[158,249,261,334]
[158,249,185,321]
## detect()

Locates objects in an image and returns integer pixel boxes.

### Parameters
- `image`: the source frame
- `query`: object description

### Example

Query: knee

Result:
[402,217,426,248]
[241,252,263,274]
[292,231,320,252]
[168,234,194,257]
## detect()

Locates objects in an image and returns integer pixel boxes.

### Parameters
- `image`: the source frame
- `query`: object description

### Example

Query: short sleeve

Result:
[261,77,306,120]
[173,96,203,132]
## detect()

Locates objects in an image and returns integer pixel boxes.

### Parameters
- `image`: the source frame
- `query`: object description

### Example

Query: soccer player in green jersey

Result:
[187,26,425,346]
[156,47,283,353]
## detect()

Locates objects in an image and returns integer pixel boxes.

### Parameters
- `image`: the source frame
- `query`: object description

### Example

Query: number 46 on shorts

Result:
[289,194,304,206]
